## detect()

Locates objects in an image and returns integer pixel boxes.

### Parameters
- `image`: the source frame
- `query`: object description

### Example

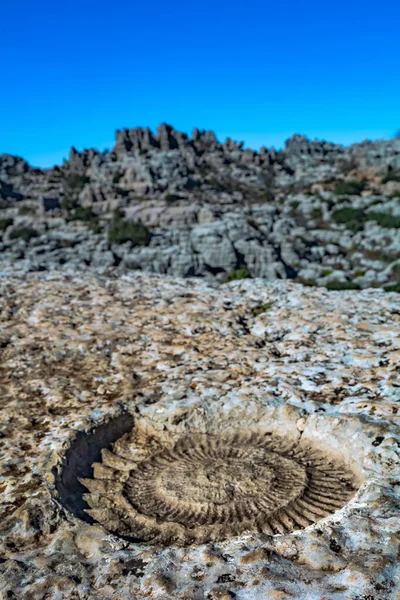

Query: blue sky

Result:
[1,0,399,167]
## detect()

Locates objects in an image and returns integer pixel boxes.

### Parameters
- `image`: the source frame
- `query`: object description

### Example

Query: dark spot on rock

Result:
[208,590,236,600]
[254,339,266,348]
[121,557,147,577]
[372,436,384,447]
[329,539,341,553]
[315,529,323,536]
[217,573,236,583]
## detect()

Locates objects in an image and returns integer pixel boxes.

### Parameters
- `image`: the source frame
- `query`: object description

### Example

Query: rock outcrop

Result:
[1,126,400,291]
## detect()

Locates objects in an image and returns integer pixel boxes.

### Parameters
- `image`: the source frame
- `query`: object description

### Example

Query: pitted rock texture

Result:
[81,429,356,544]
[1,270,400,599]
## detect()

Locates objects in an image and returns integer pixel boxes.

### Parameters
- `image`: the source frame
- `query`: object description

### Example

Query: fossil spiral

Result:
[80,428,356,545]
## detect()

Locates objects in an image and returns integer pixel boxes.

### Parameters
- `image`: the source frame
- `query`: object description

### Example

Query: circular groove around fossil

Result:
[78,429,357,545]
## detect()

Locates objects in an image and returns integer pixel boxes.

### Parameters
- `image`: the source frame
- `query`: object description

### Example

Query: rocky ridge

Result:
[1,125,400,290]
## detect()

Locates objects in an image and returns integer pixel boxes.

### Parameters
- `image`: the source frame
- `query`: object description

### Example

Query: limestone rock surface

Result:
[1,271,400,599]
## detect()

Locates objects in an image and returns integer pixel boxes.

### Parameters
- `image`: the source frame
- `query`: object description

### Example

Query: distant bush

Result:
[224,267,251,282]
[296,278,317,287]
[326,280,361,291]
[64,174,90,192]
[332,207,400,232]
[67,206,96,222]
[311,207,323,220]
[112,207,126,221]
[9,227,39,242]
[165,194,182,204]
[0,218,14,232]
[257,189,275,203]
[112,171,124,184]
[334,180,367,195]
[18,205,36,215]
[108,214,151,246]
[385,282,400,293]
[338,158,358,175]
[332,207,365,232]
[381,170,400,184]
[61,174,91,215]
[368,211,400,229]
[387,263,400,283]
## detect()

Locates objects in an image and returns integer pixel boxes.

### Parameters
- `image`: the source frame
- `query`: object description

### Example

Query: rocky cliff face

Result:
[1,125,400,290]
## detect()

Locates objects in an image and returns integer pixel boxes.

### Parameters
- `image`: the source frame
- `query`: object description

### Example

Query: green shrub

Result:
[331,207,400,232]
[296,278,317,287]
[387,263,400,283]
[108,217,151,246]
[9,227,39,242]
[321,269,333,277]
[311,207,323,220]
[0,218,14,232]
[354,270,366,277]
[63,174,90,192]
[165,194,182,204]
[384,282,400,293]
[67,206,96,222]
[61,195,79,213]
[115,187,129,197]
[61,174,90,215]
[334,180,367,195]
[18,205,36,215]
[368,211,400,229]
[112,171,124,184]
[332,207,365,232]
[112,207,126,221]
[381,170,400,184]
[257,189,275,203]
[326,280,361,291]
[223,267,251,282]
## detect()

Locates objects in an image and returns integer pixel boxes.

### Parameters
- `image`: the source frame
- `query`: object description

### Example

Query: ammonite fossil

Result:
[80,427,356,545]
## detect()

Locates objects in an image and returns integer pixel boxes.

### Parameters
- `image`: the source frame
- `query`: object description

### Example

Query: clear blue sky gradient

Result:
[1,0,399,167]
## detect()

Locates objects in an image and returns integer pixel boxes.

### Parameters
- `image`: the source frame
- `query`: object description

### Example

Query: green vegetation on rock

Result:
[0,218,14,232]
[108,211,151,246]
[384,282,400,293]
[18,205,36,215]
[67,206,96,222]
[332,207,400,232]
[325,280,361,291]
[223,267,251,282]
[9,227,39,242]
[381,170,400,184]
[333,179,367,195]
[311,207,323,220]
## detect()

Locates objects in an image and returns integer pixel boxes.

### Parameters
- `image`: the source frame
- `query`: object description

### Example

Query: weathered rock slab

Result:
[0,272,400,598]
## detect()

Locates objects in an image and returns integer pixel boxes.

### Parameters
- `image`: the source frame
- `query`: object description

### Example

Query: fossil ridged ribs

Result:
[81,430,356,545]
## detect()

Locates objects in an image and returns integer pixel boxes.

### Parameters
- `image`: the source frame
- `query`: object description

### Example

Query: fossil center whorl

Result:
[80,428,357,546]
